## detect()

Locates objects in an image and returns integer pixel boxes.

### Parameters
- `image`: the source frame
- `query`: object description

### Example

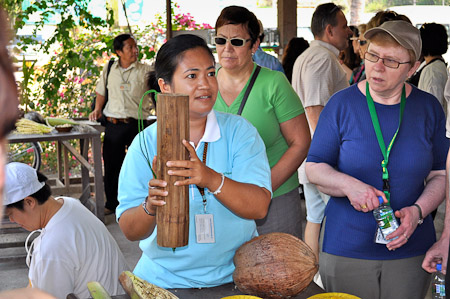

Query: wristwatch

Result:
[413,203,423,225]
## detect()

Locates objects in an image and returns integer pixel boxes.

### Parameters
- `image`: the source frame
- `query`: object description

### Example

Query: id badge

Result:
[120,83,131,91]
[195,214,215,244]
[374,227,389,244]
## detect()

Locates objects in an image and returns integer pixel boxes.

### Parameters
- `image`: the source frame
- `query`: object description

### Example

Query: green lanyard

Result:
[366,82,406,204]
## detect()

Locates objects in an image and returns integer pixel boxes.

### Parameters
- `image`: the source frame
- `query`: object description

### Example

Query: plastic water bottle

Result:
[373,196,399,242]
[432,263,446,299]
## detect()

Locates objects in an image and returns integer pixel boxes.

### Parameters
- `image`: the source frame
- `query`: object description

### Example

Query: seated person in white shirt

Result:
[3,162,128,299]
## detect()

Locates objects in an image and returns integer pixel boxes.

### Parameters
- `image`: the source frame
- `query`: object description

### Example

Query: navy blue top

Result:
[307,84,449,260]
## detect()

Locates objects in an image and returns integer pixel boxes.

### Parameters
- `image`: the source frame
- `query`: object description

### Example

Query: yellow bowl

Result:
[308,293,361,299]
[221,296,262,299]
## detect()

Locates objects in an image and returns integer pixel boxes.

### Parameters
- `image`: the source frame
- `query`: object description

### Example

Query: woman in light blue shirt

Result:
[116,34,272,288]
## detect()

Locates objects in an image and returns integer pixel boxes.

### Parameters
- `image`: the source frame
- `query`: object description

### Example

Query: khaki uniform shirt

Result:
[292,40,349,184]
[95,60,153,119]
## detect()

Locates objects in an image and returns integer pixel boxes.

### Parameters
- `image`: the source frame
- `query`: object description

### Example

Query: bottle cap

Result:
[437,263,442,271]
[378,196,383,205]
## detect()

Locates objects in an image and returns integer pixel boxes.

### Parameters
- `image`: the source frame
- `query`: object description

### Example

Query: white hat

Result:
[4,162,45,205]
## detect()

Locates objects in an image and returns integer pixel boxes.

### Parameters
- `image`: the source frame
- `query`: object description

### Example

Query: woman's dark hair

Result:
[0,8,20,139]
[146,34,215,91]
[215,6,260,46]
[350,25,359,37]
[281,37,309,83]
[113,33,134,53]
[340,26,361,71]
[6,172,52,210]
[311,3,343,38]
[420,23,448,57]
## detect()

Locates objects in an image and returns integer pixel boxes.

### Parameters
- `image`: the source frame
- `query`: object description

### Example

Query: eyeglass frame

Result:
[364,51,411,69]
[350,37,368,46]
[357,39,368,46]
[213,36,251,47]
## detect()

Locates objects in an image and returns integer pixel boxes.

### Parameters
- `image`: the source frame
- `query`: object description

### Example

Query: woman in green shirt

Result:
[213,5,310,238]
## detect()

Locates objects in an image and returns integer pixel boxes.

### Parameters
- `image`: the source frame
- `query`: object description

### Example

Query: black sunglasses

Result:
[214,36,251,47]
[358,40,368,46]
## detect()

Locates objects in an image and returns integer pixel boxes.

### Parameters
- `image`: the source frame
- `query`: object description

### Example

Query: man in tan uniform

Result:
[89,34,152,215]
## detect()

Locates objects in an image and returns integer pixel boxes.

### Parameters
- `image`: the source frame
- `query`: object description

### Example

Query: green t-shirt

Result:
[214,63,305,197]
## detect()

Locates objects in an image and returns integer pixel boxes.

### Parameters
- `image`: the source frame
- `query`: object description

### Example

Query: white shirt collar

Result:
[311,40,340,58]
[190,110,221,149]
[116,60,137,71]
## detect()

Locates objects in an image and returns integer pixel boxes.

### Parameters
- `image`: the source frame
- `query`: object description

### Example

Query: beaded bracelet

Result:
[211,173,225,195]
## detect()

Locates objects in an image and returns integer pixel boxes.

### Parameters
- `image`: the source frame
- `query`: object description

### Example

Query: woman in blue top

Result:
[116,34,272,288]
[306,21,448,299]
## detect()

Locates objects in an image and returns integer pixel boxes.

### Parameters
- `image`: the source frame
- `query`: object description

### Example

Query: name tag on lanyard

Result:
[195,214,215,243]
[120,83,131,91]
[194,142,215,244]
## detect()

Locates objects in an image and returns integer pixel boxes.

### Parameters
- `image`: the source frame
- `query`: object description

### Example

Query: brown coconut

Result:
[233,232,318,298]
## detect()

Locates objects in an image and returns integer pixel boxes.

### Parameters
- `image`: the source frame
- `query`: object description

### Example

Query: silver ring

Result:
[403,233,408,241]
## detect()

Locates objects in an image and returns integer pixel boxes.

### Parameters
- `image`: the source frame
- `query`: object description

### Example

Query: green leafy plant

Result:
[8,0,211,173]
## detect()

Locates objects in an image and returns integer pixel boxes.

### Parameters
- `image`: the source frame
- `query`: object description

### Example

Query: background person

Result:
[417,23,449,110]
[423,75,450,291]
[116,34,272,288]
[213,5,310,239]
[349,23,367,85]
[252,19,284,73]
[306,21,448,299]
[89,33,153,215]
[422,148,450,282]
[291,2,352,260]
[339,25,361,82]
[4,162,128,298]
[281,37,309,83]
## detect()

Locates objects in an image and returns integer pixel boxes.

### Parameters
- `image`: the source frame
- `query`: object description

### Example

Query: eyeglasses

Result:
[358,39,367,46]
[351,38,368,46]
[214,36,251,47]
[364,52,410,69]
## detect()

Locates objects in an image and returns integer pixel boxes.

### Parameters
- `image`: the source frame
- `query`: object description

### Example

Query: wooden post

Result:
[156,93,189,248]
[166,0,172,40]
[278,0,297,50]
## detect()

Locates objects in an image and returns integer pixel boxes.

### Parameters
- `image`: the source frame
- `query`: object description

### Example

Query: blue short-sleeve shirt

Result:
[116,110,271,288]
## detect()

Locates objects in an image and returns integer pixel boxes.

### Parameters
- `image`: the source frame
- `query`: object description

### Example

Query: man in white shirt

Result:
[292,2,352,260]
